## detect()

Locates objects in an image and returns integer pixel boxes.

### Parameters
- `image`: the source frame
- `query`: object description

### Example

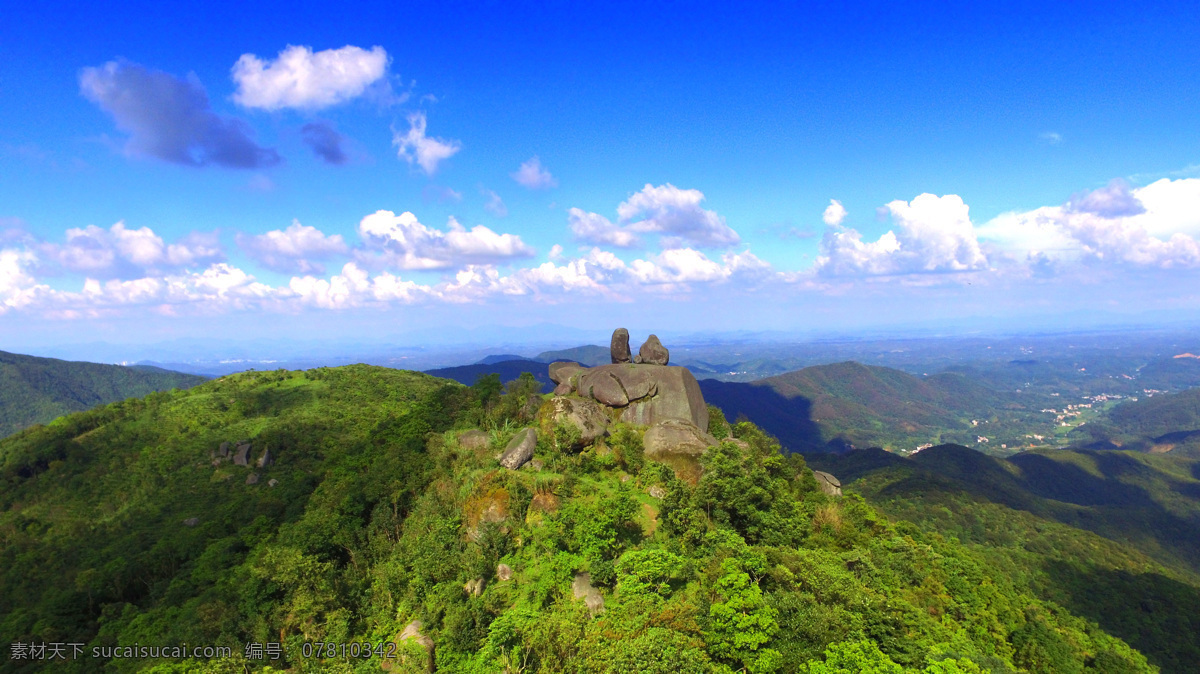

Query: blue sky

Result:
[3,1,1200,350]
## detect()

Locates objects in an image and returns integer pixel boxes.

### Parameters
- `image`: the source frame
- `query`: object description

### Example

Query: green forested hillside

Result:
[1069,388,1200,453]
[701,362,1052,453]
[813,445,1200,672]
[0,350,206,438]
[0,367,1171,673]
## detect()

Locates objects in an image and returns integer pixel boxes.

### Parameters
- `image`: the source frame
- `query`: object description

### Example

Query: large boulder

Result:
[610,328,632,364]
[499,428,537,470]
[572,572,605,615]
[634,334,669,365]
[643,419,717,485]
[458,429,491,451]
[578,364,708,429]
[232,443,251,466]
[813,470,842,497]
[387,620,435,673]
[580,369,629,407]
[549,361,586,385]
[540,397,609,450]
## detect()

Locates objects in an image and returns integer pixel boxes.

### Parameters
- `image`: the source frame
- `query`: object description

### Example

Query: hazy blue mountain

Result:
[425,359,558,392]
[536,345,610,366]
[475,354,540,365]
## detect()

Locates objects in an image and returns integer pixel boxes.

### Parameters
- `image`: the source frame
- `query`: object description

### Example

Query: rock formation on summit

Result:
[634,333,669,365]
[610,328,632,364]
[571,363,708,429]
[542,328,716,481]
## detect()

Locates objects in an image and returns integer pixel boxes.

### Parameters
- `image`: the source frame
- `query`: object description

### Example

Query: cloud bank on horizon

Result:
[6,173,1200,322]
[5,8,1200,335]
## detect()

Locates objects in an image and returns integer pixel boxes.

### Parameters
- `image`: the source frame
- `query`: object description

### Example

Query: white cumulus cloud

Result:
[978,177,1200,270]
[618,183,741,249]
[393,112,461,175]
[288,262,427,308]
[567,183,740,250]
[236,220,349,274]
[511,156,558,189]
[232,45,390,110]
[823,199,847,226]
[568,208,640,248]
[0,249,47,314]
[45,222,223,279]
[355,210,533,270]
[816,194,987,277]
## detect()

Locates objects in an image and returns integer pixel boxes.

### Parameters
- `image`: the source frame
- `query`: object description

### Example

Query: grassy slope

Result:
[0,350,207,438]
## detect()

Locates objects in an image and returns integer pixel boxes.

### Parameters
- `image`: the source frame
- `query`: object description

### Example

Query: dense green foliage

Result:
[0,366,1173,672]
[815,445,1200,672]
[0,350,206,438]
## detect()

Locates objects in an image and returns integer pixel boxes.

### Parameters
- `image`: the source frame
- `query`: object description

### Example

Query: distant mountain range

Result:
[0,350,207,438]
[425,359,559,392]
[535,344,609,366]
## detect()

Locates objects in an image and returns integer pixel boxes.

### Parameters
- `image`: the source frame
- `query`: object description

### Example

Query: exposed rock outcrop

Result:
[566,364,708,429]
[540,397,609,451]
[232,443,251,466]
[182,517,199,527]
[547,330,714,479]
[549,361,586,385]
[643,419,717,484]
[390,620,435,673]
[246,473,259,485]
[499,428,537,470]
[813,470,842,497]
[572,572,605,614]
[464,578,485,596]
[255,449,272,468]
[634,334,669,365]
[581,368,629,407]
[497,563,513,581]
[458,429,490,452]
[610,328,632,364]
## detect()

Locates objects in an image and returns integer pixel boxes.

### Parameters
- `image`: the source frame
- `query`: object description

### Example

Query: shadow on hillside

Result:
[1045,561,1200,673]
[1174,481,1200,500]
[862,446,1200,576]
[698,379,830,453]
[1010,453,1157,508]
[236,385,316,417]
